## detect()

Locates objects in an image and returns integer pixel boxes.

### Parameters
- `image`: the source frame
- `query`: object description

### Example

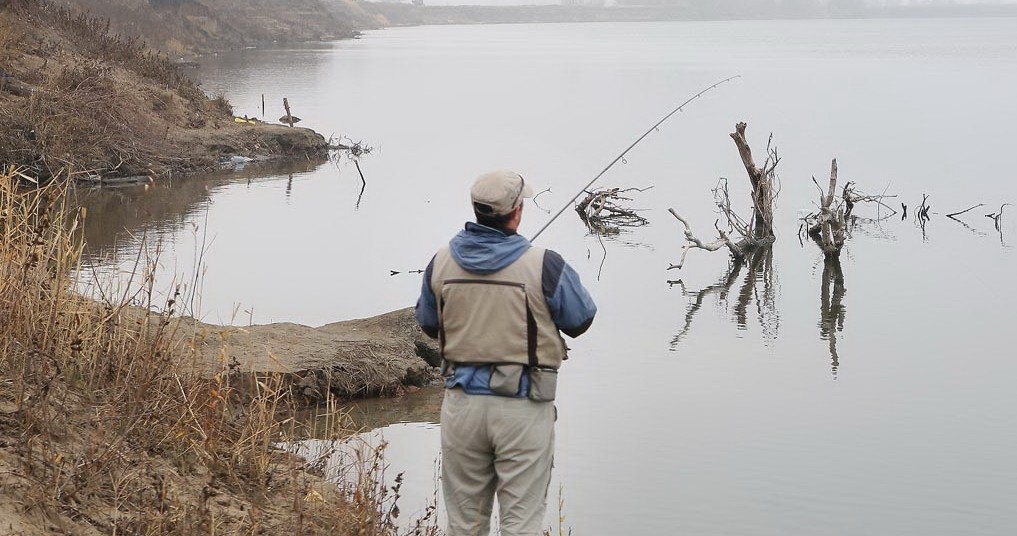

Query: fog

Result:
[406,0,1017,9]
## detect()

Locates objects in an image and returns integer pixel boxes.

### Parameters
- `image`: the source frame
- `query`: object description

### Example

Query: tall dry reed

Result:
[0,169,431,534]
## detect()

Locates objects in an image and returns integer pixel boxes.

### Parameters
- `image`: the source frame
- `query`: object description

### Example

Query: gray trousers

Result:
[441,388,555,536]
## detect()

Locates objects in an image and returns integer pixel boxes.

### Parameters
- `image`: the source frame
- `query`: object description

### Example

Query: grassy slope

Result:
[0,2,434,534]
[0,171,433,534]
[0,0,329,181]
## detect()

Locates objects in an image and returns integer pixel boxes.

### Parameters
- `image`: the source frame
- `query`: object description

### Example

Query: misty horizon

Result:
[369,0,1017,10]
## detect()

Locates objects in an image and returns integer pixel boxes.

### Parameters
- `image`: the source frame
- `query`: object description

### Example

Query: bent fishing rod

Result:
[529,74,741,242]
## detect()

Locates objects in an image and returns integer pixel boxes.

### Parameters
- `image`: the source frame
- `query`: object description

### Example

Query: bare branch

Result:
[667,208,735,269]
[946,203,986,220]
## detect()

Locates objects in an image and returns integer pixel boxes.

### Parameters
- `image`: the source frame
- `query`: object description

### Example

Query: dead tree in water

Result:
[808,159,847,258]
[668,122,779,269]
[800,160,899,257]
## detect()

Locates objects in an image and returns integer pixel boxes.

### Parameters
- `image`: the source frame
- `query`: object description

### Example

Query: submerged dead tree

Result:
[668,122,779,269]
[808,159,847,258]
[801,159,898,257]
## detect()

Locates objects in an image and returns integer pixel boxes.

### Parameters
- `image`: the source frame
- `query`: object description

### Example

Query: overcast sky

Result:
[407,0,1017,7]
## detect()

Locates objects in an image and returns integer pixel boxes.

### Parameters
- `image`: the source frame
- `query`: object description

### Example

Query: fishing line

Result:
[529,74,742,242]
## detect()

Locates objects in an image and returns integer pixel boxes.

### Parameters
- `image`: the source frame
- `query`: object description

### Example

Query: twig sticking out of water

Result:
[354,159,367,209]
[916,194,932,222]
[985,203,1012,231]
[914,193,932,239]
[532,187,553,214]
[947,203,985,220]
[326,135,374,156]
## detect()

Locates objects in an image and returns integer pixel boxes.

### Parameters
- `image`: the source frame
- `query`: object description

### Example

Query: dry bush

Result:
[28,0,205,104]
[0,169,429,534]
[0,59,164,178]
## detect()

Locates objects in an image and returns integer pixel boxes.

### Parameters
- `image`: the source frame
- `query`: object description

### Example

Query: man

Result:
[416,169,597,536]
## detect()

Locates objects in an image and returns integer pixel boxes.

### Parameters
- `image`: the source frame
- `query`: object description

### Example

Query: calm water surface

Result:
[79,19,1017,535]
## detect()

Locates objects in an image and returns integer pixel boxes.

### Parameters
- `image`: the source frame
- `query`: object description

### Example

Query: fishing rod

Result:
[529,74,742,242]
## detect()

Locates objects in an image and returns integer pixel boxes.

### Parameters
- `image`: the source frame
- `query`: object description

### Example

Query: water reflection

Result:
[669,248,779,349]
[847,213,898,242]
[338,386,443,433]
[818,257,846,378]
[290,387,444,531]
[946,214,990,238]
[75,157,328,260]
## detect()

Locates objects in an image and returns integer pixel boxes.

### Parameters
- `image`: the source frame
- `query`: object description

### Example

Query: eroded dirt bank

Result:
[180,307,441,401]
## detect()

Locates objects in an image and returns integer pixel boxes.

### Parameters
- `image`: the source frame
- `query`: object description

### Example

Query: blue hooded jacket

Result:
[416,222,597,396]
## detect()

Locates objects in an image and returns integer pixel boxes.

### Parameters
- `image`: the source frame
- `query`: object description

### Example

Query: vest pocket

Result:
[489,364,525,397]
[527,367,558,402]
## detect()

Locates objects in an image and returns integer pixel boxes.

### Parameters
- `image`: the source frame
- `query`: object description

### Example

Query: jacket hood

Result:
[449,222,531,275]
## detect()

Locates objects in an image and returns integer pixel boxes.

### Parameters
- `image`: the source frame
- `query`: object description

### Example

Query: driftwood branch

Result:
[575,187,650,235]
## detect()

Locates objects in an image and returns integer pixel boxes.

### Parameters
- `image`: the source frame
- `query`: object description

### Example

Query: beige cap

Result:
[471,169,534,216]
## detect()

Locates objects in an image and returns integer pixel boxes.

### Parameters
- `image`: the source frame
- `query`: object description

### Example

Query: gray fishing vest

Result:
[431,246,568,369]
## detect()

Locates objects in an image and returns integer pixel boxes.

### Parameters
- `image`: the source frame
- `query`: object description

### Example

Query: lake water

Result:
[78,19,1017,535]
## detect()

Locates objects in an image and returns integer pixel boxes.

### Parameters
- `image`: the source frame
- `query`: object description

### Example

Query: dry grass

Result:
[32,1,203,101]
[0,168,434,534]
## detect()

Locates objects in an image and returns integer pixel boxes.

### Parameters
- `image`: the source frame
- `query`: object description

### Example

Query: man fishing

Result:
[416,169,597,536]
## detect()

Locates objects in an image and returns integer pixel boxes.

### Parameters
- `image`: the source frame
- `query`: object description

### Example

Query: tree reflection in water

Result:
[669,248,779,350]
[818,257,846,378]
